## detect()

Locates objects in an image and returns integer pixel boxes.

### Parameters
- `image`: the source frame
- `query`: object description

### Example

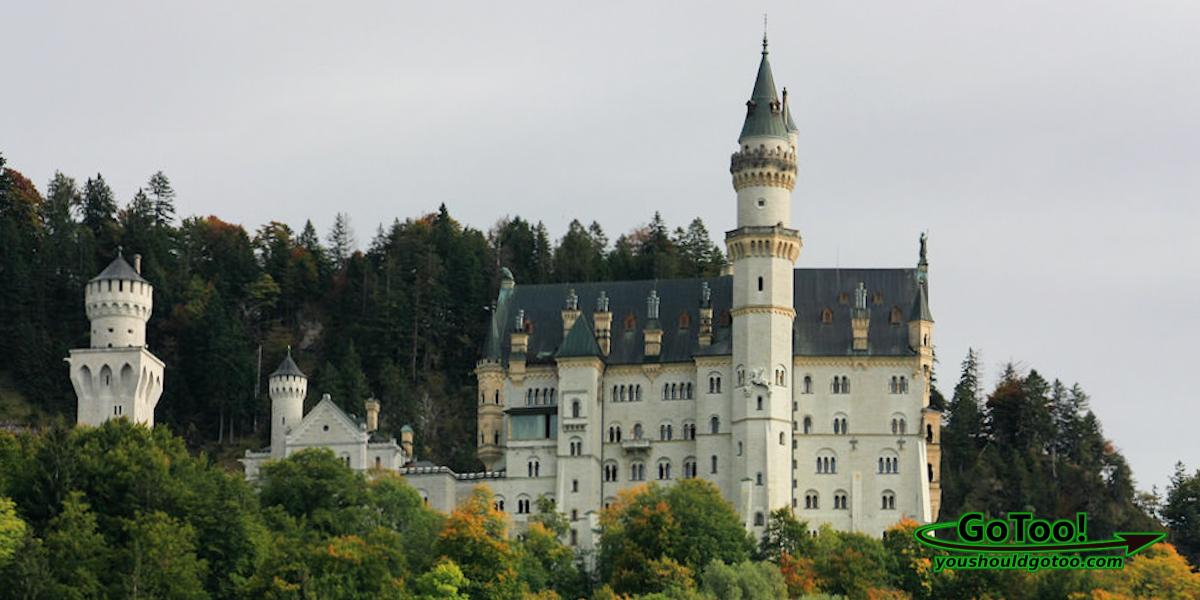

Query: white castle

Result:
[69,40,943,554]
[67,253,165,427]
[399,39,942,550]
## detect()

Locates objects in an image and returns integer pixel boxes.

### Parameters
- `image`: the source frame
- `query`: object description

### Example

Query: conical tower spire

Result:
[739,35,788,141]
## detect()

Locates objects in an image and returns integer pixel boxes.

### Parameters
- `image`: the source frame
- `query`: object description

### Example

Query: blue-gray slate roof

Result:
[482,268,927,366]
[271,350,307,378]
[739,48,790,142]
[91,255,148,284]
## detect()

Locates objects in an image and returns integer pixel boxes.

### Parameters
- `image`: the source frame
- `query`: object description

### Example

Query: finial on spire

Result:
[762,14,769,54]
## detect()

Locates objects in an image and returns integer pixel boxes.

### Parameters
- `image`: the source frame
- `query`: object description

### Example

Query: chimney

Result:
[562,289,581,339]
[593,291,612,356]
[133,254,142,274]
[364,398,380,432]
[851,282,870,352]
[698,281,713,348]
[400,425,414,464]
[643,290,662,358]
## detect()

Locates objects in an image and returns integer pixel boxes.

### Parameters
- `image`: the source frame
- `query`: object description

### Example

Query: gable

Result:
[288,397,368,445]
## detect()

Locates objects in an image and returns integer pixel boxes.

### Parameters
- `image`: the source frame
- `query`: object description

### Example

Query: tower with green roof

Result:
[726,34,804,529]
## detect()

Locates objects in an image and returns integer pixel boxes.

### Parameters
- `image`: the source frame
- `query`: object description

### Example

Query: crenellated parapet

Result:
[724,225,802,263]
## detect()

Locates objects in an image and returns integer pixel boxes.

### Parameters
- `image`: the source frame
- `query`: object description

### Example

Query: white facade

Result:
[67,254,165,427]
[241,354,408,479]
[417,42,943,548]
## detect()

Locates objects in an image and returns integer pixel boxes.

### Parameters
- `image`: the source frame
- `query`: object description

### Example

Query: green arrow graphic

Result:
[914,522,1165,557]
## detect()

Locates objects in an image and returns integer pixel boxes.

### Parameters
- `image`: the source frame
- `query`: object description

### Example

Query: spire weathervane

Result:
[763,14,769,54]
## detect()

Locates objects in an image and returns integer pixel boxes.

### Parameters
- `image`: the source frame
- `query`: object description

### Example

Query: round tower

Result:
[68,253,166,427]
[86,252,154,348]
[269,348,308,459]
[727,36,802,531]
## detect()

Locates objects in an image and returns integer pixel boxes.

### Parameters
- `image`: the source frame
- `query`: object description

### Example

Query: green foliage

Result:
[758,507,813,563]
[412,559,471,600]
[1163,462,1200,569]
[0,497,25,569]
[258,447,370,536]
[938,352,1157,544]
[599,480,753,595]
[118,510,208,600]
[700,560,787,600]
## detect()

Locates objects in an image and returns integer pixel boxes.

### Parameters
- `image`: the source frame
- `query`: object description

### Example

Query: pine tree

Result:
[327,212,356,270]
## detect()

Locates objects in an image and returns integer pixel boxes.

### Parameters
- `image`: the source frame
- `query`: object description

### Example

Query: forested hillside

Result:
[0,156,723,469]
[3,153,1200,598]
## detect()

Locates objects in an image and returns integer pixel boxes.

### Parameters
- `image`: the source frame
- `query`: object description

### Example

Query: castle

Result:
[68,39,942,552]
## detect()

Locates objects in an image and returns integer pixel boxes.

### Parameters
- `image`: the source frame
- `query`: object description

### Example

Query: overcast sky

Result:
[3,1,1197,495]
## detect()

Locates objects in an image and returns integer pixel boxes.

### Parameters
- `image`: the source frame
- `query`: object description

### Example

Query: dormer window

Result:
[821,308,833,324]
[624,314,636,330]
[890,307,903,325]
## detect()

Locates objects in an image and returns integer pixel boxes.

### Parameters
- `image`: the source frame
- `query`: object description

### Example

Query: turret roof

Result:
[271,348,306,378]
[556,316,602,359]
[739,41,790,142]
[91,254,148,284]
[909,282,933,322]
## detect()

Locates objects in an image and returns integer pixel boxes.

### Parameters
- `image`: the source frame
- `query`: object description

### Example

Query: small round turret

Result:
[270,348,308,458]
[86,254,153,349]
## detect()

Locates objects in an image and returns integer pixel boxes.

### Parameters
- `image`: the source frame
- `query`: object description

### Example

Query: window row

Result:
[611,384,643,402]
[602,457,711,482]
[800,490,898,510]
[879,456,899,474]
[662,382,694,400]
[794,375,911,395]
[525,387,557,406]
[796,415,911,435]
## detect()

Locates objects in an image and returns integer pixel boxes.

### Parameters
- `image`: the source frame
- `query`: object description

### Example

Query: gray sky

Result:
[4,1,1198,495]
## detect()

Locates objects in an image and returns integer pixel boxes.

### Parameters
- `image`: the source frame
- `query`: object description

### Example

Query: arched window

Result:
[493,431,500,445]
[624,313,636,330]
[737,441,743,456]
[756,396,763,411]
[710,416,720,434]
[842,376,850,394]
[612,386,618,403]
[803,375,812,394]
[804,490,818,509]
[570,438,582,456]
[821,307,833,324]
[834,491,848,510]
[928,463,935,482]
[711,455,718,474]
[571,400,580,418]
[528,459,540,478]
[620,386,627,402]
[631,462,645,481]
[679,312,691,328]
[803,416,812,434]
[927,423,934,443]
[754,512,765,526]
[636,385,642,401]
[670,383,677,399]
[663,383,670,399]
[604,461,618,482]
[494,390,500,404]
[658,460,672,480]
[686,383,693,398]
[779,432,785,445]
[899,377,908,394]
[881,491,896,510]
[633,423,643,439]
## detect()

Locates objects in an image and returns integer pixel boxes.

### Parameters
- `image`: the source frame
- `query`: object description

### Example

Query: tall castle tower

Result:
[269,348,308,458]
[726,36,802,530]
[67,253,165,427]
